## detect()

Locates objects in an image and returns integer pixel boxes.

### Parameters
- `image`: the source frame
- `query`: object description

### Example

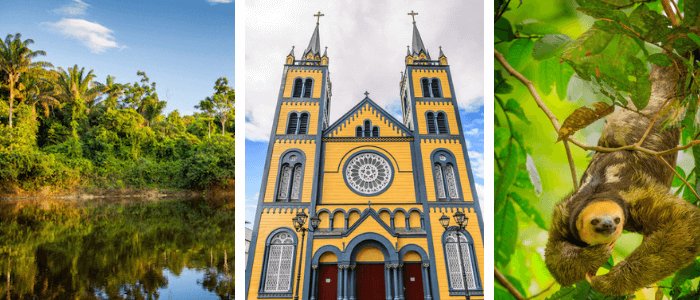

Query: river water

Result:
[0,196,233,299]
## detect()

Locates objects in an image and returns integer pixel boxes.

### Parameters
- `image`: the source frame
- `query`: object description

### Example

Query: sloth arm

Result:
[590,192,700,296]
[544,203,612,286]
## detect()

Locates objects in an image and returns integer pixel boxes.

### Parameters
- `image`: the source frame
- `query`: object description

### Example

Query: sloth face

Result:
[576,200,625,246]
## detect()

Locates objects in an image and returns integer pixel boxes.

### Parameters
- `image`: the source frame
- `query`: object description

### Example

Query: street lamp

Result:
[440,211,471,300]
[292,211,319,300]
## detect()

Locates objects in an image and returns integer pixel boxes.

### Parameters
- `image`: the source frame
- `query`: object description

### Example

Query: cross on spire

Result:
[408,10,418,23]
[314,11,324,24]
[364,91,370,97]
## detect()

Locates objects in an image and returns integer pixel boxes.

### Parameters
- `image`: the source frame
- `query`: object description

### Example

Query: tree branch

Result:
[661,0,680,27]
[496,267,527,300]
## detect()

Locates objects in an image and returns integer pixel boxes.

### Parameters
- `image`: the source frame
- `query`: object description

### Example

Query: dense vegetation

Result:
[0,197,233,299]
[0,33,235,193]
[495,0,700,299]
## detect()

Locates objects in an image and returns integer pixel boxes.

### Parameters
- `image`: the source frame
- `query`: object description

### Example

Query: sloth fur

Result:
[545,64,700,296]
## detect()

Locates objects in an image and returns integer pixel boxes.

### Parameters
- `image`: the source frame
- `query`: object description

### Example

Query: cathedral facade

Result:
[246,13,484,300]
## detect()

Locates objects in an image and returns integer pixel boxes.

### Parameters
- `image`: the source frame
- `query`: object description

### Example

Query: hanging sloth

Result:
[544,63,700,296]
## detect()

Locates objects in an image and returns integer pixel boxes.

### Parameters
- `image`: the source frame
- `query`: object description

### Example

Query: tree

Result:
[54,65,103,136]
[98,75,124,110]
[123,71,165,126]
[0,33,50,128]
[198,77,234,135]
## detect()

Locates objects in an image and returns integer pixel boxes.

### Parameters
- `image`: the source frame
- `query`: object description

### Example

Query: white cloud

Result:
[464,128,480,136]
[468,150,484,180]
[45,18,121,53]
[475,183,484,202]
[245,0,484,141]
[208,0,233,3]
[53,0,89,16]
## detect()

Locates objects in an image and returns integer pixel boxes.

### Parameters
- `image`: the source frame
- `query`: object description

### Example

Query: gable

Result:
[324,98,412,138]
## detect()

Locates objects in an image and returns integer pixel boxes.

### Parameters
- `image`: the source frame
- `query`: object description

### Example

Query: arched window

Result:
[421,78,431,97]
[426,112,436,134]
[298,113,309,134]
[261,229,297,295]
[292,78,303,98]
[432,150,461,201]
[303,78,313,98]
[286,113,298,134]
[356,120,380,137]
[431,78,442,98]
[444,230,480,292]
[436,112,448,134]
[276,151,305,202]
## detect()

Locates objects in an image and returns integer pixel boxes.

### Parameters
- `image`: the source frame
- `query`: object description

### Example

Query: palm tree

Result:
[0,33,51,128]
[54,65,103,135]
[19,68,60,119]
[96,75,123,110]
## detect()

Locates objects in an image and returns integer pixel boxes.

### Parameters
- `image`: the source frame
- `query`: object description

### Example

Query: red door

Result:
[317,264,338,300]
[403,263,424,300]
[356,264,386,300]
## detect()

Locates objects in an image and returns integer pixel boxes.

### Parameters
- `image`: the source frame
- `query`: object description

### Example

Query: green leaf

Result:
[517,21,560,35]
[688,33,700,47]
[672,166,687,187]
[496,17,516,42]
[533,34,572,60]
[504,98,530,124]
[648,53,673,67]
[537,57,559,95]
[496,143,523,208]
[507,38,534,70]
[495,70,514,94]
[672,259,700,288]
[495,198,518,267]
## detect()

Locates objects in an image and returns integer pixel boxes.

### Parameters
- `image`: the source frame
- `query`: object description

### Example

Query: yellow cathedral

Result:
[246,12,484,300]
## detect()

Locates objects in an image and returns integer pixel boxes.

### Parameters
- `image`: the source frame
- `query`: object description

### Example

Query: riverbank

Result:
[0,183,234,201]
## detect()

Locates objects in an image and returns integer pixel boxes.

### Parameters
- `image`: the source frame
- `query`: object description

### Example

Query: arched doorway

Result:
[402,251,424,300]
[317,252,338,300]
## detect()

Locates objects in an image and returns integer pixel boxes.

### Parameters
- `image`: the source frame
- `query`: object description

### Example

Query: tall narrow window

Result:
[436,112,448,134]
[431,79,442,98]
[421,78,431,97]
[434,164,446,200]
[363,120,371,137]
[356,126,363,137]
[372,126,379,137]
[432,150,461,201]
[292,78,303,98]
[290,165,303,201]
[445,232,478,291]
[426,112,436,134]
[276,151,305,202]
[286,113,298,134]
[298,113,309,134]
[262,230,296,294]
[303,79,313,98]
[277,165,292,200]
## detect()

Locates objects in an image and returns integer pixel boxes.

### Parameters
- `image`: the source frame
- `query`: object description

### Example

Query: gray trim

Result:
[323,97,413,138]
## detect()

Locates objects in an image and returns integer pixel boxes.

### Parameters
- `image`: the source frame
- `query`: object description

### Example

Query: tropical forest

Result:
[0,33,234,299]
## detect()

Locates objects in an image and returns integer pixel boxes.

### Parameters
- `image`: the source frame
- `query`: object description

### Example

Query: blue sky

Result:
[0,0,234,114]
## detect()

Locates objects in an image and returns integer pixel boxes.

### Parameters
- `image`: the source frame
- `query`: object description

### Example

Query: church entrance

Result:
[403,263,424,300]
[316,264,338,300]
[355,263,386,299]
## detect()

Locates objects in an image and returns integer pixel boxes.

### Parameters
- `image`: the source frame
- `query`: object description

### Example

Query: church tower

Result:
[247,11,483,300]
[245,12,331,299]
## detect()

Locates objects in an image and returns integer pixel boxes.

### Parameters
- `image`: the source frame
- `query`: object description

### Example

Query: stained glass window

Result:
[277,164,291,200]
[290,164,302,201]
[263,231,296,293]
[445,233,477,290]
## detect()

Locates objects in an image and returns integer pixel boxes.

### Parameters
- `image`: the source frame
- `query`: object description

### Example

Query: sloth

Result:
[545,64,700,296]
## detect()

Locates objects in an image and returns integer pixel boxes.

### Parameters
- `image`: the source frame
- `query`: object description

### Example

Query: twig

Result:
[670,0,682,21]
[661,0,680,27]
[564,141,578,189]
[527,282,556,299]
[496,267,527,300]
[660,156,700,200]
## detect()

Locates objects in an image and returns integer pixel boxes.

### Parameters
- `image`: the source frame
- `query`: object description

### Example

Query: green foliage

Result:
[495,0,700,299]
[0,33,235,192]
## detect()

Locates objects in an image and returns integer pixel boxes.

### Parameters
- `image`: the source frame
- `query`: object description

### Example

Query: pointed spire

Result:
[406,45,410,56]
[303,11,324,57]
[289,45,295,56]
[408,10,429,59]
[439,46,444,57]
[323,46,328,57]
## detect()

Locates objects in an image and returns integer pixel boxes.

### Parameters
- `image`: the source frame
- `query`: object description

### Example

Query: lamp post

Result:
[292,211,320,300]
[440,211,470,300]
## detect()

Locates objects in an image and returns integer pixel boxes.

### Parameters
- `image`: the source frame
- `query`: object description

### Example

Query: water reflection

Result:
[0,197,233,299]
